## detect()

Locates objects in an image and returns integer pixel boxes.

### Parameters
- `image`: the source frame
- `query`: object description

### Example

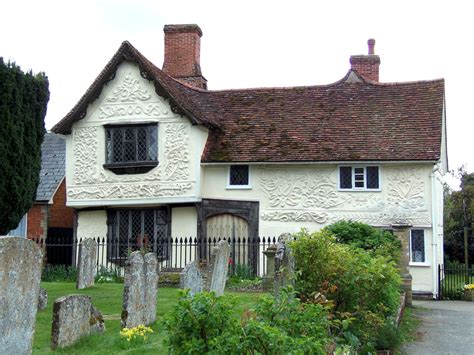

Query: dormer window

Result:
[339,166,380,190]
[104,123,158,174]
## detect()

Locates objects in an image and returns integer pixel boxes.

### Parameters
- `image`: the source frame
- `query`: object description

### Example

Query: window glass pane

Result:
[230,165,249,185]
[411,230,425,262]
[366,166,379,189]
[148,126,158,161]
[112,129,123,162]
[354,180,364,188]
[354,167,364,174]
[136,127,148,161]
[106,125,158,164]
[340,167,352,189]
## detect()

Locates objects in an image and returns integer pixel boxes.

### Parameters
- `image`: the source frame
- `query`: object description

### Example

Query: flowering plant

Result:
[120,324,153,348]
[463,284,474,291]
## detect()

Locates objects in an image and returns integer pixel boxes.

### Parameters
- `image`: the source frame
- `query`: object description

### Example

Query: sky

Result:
[1,0,472,187]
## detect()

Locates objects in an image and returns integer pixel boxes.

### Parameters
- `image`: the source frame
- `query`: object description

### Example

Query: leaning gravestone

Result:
[76,238,97,289]
[0,236,43,355]
[274,233,295,297]
[121,251,159,328]
[180,260,204,296]
[51,295,105,349]
[208,240,231,296]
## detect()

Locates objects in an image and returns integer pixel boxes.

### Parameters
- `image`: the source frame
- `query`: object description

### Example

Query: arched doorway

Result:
[206,213,253,275]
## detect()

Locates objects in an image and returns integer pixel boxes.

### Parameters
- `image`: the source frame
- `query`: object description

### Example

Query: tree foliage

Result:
[444,170,474,265]
[0,59,49,234]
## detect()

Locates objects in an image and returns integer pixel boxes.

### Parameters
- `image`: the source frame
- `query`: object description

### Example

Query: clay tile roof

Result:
[200,72,445,162]
[52,41,445,163]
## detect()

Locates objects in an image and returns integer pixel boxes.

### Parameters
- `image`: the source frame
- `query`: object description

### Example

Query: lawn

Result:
[33,282,265,354]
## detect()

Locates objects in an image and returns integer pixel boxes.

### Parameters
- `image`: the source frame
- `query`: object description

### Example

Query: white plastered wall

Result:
[65,61,208,208]
[202,162,439,292]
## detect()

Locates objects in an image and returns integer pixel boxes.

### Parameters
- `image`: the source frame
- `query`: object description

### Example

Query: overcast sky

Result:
[1,0,472,185]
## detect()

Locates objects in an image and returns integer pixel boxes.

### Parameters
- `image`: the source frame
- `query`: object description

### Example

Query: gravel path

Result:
[401,300,474,355]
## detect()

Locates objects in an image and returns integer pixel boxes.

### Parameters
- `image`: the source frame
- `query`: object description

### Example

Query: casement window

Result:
[339,166,380,190]
[107,208,169,263]
[104,124,158,174]
[228,165,250,188]
[410,229,426,264]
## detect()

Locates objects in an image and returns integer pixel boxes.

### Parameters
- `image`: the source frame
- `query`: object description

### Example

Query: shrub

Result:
[324,220,401,260]
[290,229,401,351]
[41,264,77,282]
[96,266,123,283]
[164,288,339,354]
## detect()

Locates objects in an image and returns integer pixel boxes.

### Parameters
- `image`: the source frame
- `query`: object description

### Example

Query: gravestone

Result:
[274,233,295,297]
[51,295,105,349]
[209,240,231,296]
[0,236,43,355]
[262,244,277,291]
[76,238,97,289]
[121,251,159,328]
[38,288,48,310]
[180,260,204,296]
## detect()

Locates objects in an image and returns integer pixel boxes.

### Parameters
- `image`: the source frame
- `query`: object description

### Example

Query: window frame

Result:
[103,123,158,174]
[338,165,381,191]
[226,165,252,189]
[409,229,429,266]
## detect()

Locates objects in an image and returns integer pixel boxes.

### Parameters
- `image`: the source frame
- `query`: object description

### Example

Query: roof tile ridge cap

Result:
[205,81,352,93]
[368,78,445,86]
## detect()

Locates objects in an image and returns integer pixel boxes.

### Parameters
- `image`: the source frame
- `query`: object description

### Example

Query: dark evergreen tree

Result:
[444,170,474,265]
[0,58,49,234]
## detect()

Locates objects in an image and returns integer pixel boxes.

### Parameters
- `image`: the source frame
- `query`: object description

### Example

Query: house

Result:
[52,24,446,298]
[8,133,75,256]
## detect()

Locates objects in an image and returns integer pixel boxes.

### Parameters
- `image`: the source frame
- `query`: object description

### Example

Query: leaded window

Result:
[107,208,169,264]
[229,165,250,186]
[410,229,425,263]
[339,166,380,190]
[104,124,158,174]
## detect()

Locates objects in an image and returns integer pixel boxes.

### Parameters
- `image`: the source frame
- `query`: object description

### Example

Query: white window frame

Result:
[409,229,430,266]
[227,165,252,190]
[338,165,381,191]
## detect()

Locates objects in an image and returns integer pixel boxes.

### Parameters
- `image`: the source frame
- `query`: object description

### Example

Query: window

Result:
[228,165,250,188]
[339,166,379,190]
[104,124,158,174]
[107,208,169,263]
[410,229,426,263]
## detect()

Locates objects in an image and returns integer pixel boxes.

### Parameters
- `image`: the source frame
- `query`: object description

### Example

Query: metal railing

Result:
[438,263,474,300]
[34,235,279,277]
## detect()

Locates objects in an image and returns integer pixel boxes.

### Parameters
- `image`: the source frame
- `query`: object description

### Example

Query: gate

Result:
[438,263,474,300]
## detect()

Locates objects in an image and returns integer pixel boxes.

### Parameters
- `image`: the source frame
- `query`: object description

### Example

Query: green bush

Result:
[41,264,77,282]
[290,229,401,351]
[164,288,340,354]
[95,266,123,283]
[324,220,401,260]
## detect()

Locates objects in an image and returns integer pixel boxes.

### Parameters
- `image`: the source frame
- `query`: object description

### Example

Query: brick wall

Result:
[27,204,48,239]
[49,180,74,229]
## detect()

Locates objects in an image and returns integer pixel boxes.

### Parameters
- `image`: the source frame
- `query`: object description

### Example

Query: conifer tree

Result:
[0,58,49,234]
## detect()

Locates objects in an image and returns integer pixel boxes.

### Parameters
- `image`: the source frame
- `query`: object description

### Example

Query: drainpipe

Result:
[430,165,439,299]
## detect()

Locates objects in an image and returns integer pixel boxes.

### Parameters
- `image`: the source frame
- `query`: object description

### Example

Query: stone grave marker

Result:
[274,233,295,297]
[51,295,105,349]
[0,236,43,354]
[180,260,204,296]
[76,238,97,289]
[38,288,48,310]
[121,251,158,328]
[209,240,231,296]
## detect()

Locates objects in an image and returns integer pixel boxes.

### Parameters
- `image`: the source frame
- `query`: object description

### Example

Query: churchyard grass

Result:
[33,282,264,354]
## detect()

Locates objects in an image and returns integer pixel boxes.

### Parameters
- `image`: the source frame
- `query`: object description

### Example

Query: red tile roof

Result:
[52,41,445,163]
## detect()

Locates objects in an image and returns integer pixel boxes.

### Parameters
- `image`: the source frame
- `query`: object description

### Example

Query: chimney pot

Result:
[368,38,375,55]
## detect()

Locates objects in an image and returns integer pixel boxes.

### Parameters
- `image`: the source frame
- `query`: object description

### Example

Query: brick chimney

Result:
[162,24,207,89]
[350,39,380,82]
